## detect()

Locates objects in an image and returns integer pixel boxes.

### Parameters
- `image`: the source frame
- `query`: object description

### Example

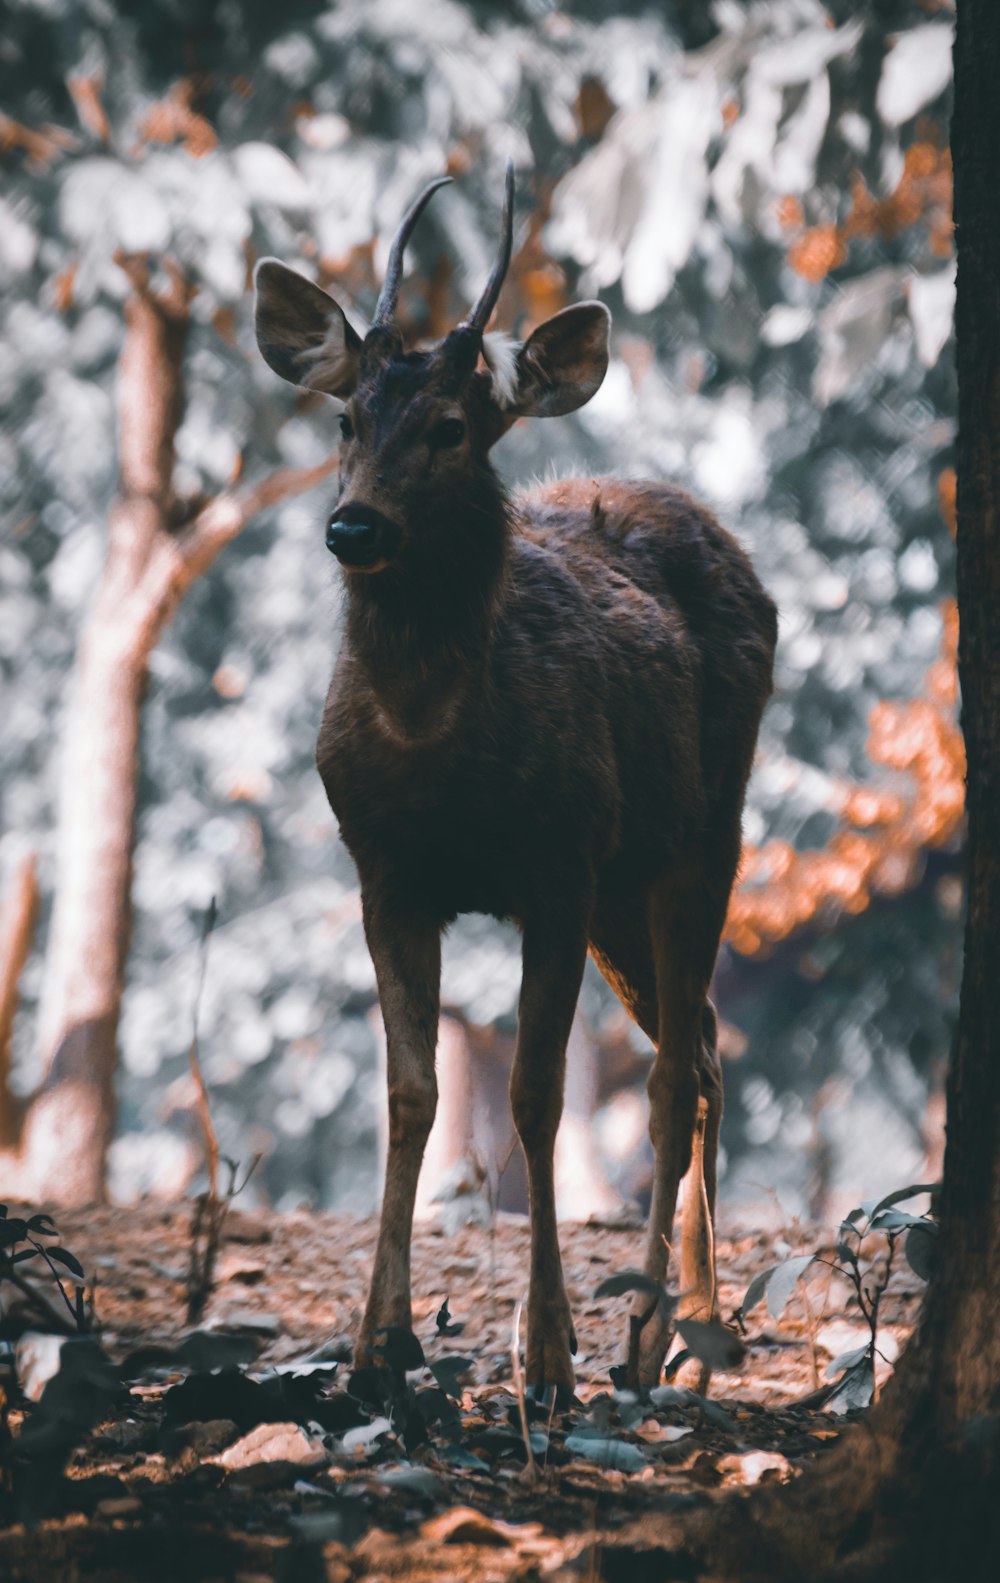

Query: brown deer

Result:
[254,164,777,1392]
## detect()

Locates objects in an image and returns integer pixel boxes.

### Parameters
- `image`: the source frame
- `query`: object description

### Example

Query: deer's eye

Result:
[431,417,466,449]
[339,412,354,440]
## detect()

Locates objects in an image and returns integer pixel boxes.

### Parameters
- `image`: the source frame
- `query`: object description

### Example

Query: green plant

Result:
[737,1182,939,1409]
[0,1206,87,1334]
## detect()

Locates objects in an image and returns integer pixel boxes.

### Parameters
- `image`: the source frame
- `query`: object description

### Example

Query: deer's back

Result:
[519,474,777,819]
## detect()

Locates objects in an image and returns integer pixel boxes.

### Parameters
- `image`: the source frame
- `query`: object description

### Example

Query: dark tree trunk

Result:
[926,0,1000,1424]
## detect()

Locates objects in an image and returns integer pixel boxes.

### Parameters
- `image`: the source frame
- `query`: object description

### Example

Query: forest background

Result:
[0,0,960,1223]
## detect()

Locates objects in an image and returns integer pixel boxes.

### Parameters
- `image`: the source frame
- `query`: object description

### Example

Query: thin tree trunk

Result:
[0,853,39,1147]
[20,588,147,1201]
[555,1012,625,1221]
[414,1014,473,1220]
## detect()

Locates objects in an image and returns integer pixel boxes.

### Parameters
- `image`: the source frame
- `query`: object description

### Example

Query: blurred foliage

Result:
[0,0,958,1215]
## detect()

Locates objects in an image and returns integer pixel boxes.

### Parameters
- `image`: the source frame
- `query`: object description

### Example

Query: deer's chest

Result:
[320,716,596,924]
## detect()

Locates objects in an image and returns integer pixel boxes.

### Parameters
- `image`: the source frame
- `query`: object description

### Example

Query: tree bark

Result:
[0,854,39,1147]
[830,0,1000,1459]
[0,260,335,1205]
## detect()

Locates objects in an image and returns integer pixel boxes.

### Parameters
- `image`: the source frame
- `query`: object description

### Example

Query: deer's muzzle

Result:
[326,505,400,571]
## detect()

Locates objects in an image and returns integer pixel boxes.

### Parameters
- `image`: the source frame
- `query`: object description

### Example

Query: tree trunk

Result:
[2,267,184,1205]
[828,0,1000,1467]
[0,854,39,1147]
[555,1012,627,1221]
[19,577,149,1202]
[414,1014,474,1219]
[921,0,1000,1424]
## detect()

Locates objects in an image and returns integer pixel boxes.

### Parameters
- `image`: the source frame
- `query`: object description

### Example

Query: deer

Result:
[253,163,777,1394]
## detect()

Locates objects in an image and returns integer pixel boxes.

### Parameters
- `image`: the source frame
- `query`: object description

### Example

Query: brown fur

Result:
[321,473,776,1389]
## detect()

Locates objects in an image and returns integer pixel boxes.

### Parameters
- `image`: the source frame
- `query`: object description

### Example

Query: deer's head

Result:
[254,165,610,574]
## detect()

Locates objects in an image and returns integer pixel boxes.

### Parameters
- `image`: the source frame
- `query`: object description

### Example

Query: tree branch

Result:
[112,251,193,528]
[132,452,339,651]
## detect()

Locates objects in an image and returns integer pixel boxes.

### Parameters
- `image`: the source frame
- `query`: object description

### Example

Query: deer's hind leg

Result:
[589,898,660,1046]
[679,1000,723,1327]
[591,879,726,1386]
[641,861,735,1385]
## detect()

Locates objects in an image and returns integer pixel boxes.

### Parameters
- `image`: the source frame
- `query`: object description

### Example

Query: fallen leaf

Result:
[213,1421,326,1470]
[420,1506,547,1549]
[718,1450,793,1485]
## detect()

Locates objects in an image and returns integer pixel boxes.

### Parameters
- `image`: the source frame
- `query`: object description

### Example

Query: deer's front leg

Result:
[356,895,441,1365]
[510,905,590,1399]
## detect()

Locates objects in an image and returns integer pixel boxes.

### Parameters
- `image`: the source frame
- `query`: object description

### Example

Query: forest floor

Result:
[0,1200,924,1582]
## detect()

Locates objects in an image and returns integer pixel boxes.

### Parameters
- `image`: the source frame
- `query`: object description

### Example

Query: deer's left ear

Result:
[505,302,611,418]
[254,259,363,398]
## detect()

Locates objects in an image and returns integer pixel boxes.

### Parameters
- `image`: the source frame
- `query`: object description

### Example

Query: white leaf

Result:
[621,79,718,312]
[825,1344,869,1380]
[547,74,718,312]
[765,1253,815,1320]
[760,306,813,347]
[233,142,311,210]
[771,71,830,196]
[0,197,38,274]
[754,20,863,88]
[61,159,171,252]
[297,113,350,152]
[908,262,955,368]
[340,1417,392,1453]
[877,26,953,127]
[813,267,907,406]
[306,147,379,261]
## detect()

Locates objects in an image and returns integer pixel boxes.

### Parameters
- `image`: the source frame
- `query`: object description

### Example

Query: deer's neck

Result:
[343,489,511,744]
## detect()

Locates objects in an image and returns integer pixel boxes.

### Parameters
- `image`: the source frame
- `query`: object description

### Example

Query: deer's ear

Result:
[507,302,611,418]
[254,259,363,398]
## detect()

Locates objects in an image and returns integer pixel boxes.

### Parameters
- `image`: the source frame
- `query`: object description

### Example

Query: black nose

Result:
[326,519,379,565]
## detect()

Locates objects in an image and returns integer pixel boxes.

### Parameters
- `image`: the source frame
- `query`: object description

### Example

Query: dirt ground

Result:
[0,1200,924,1582]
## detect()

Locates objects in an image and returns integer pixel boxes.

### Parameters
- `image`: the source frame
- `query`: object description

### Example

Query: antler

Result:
[458,158,515,336]
[370,176,453,329]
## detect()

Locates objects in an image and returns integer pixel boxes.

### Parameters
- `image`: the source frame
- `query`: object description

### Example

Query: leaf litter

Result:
[0,1200,923,1580]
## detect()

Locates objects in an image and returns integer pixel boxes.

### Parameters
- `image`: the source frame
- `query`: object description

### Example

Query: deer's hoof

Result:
[525,1305,577,1403]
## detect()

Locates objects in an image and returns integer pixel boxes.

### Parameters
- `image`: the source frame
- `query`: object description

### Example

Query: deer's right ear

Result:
[254,260,363,398]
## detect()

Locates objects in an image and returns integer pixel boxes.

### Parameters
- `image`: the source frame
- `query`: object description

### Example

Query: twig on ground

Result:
[798,1275,821,1391]
[188,897,220,1201]
[510,1298,538,1484]
[185,899,260,1323]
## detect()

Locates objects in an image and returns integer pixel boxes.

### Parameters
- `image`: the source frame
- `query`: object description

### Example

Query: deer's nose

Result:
[326,518,379,566]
